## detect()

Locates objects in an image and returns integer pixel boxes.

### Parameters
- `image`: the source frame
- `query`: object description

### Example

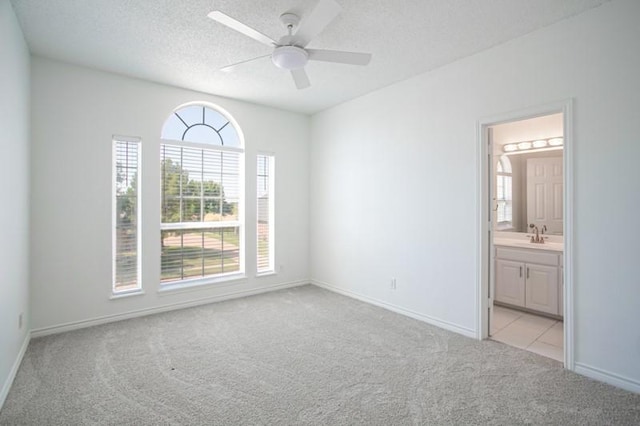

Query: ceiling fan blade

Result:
[293,0,341,47]
[307,49,372,66]
[291,68,311,89]
[220,54,271,73]
[208,11,276,47]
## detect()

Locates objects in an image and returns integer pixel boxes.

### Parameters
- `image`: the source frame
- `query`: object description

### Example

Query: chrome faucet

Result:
[529,224,545,244]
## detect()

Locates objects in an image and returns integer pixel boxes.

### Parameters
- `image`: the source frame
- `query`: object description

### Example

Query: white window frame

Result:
[159,104,245,290]
[256,153,275,275]
[496,155,513,230]
[112,136,142,296]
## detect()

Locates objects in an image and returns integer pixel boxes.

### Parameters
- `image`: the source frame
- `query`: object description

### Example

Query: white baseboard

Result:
[31,280,308,338]
[311,279,476,339]
[575,362,640,394]
[0,332,30,410]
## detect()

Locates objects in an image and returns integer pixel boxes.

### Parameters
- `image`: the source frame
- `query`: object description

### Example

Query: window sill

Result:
[157,273,247,296]
[255,271,277,278]
[110,289,145,300]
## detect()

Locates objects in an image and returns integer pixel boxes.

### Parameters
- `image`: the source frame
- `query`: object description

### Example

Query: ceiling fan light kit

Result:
[272,46,309,70]
[208,0,372,89]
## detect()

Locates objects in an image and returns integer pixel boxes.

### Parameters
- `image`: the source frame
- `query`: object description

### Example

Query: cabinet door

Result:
[525,264,559,314]
[495,259,525,307]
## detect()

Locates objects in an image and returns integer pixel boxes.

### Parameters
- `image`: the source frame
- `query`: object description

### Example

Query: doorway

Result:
[477,101,574,369]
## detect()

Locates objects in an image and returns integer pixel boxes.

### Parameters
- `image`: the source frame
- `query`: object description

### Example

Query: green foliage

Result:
[161,158,185,223]
[160,158,233,223]
[115,164,137,228]
[116,158,234,224]
[114,163,138,288]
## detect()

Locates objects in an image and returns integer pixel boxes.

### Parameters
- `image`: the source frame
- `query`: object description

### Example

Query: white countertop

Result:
[494,237,564,253]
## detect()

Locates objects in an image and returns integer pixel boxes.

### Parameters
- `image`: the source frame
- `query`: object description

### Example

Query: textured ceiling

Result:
[10,0,608,114]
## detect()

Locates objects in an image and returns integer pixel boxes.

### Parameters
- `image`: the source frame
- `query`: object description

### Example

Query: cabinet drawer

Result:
[496,247,559,266]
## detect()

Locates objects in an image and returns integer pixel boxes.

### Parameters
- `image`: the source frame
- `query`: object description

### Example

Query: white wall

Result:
[0,0,30,407]
[310,0,640,390]
[30,58,310,332]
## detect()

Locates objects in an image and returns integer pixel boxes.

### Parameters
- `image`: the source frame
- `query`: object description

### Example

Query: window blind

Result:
[160,144,241,283]
[257,154,274,273]
[113,138,141,293]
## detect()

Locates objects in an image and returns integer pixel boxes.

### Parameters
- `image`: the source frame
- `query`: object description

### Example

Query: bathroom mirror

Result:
[491,114,564,236]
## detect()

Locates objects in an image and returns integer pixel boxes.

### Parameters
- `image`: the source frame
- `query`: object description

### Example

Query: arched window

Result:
[161,104,241,147]
[496,155,513,228]
[160,104,244,285]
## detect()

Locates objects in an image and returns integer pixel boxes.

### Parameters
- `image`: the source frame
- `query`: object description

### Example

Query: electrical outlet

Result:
[18,313,23,329]
[279,264,284,273]
[390,278,397,290]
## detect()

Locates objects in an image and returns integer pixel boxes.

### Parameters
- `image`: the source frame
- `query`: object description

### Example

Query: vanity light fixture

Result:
[517,141,532,150]
[503,136,563,154]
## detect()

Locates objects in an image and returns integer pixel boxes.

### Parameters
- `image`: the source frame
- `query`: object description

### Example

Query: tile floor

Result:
[490,305,563,362]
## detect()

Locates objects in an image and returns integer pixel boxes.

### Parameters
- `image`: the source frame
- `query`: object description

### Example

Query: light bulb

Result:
[517,142,532,150]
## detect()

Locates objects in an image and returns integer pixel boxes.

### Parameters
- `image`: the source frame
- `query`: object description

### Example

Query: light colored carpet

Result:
[1,285,638,425]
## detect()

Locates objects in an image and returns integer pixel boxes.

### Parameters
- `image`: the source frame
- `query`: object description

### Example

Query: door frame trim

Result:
[476,99,574,370]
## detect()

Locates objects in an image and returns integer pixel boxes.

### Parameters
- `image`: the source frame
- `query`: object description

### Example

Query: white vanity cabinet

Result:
[495,246,562,317]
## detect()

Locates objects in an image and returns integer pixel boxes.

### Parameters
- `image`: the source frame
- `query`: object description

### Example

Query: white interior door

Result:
[526,157,563,234]
[488,128,496,335]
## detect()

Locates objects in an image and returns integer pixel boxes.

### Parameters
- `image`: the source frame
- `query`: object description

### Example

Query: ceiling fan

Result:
[208,0,372,89]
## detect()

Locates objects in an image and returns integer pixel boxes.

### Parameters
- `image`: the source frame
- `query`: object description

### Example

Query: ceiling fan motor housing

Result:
[272,46,309,70]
